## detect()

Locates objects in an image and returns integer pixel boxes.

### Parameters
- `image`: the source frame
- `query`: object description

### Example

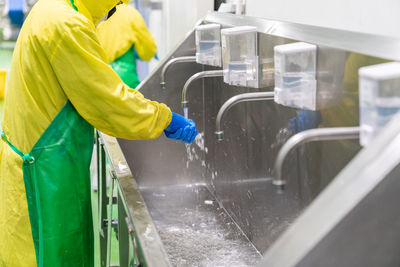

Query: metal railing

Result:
[96,132,141,267]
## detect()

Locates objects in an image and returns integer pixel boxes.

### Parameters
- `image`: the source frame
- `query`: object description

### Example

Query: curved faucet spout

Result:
[273,127,360,192]
[160,56,196,88]
[181,70,224,109]
[215,92,275,141]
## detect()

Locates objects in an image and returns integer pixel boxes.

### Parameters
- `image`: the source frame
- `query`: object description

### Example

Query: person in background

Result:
[97,3,156,89]
[0,0,197,266]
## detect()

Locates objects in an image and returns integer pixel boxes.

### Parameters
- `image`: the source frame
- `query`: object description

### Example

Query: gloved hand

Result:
[288,110,322,133]
[164,112,198,144]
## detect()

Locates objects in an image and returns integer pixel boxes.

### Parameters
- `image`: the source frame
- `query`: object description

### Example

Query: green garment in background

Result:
[2,101,94,266]
[111,47,140,89]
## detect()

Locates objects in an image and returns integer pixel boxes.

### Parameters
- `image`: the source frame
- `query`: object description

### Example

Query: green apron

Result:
[111,47,140,89]
[1,101,94,267]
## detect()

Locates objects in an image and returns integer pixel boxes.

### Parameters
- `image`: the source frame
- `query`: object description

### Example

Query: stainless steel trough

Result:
[97,12,400,267]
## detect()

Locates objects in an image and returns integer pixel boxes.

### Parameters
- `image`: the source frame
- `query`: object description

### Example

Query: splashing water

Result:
[141,185,262,267]
[185,132,206,168]
[271,127,293,150]
[194,132,205,151]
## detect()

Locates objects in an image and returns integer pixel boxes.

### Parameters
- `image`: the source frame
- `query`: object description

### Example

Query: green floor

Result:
[0,42,13,71]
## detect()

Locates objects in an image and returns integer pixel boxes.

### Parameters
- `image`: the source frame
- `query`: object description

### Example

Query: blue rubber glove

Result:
[288,110,322,133]
[164,113,198,144]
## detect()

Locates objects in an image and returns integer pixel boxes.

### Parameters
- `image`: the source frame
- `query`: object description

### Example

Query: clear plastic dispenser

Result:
[359,62,400,147]
[274,42,317,110]
[195,24,222,67]
[221,26,260,88]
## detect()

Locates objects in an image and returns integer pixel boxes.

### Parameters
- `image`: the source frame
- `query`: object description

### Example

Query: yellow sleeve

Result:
[50,25,171,140]
[127,6,157,61]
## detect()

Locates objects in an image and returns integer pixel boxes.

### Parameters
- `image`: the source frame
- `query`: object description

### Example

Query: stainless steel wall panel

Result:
[113,13,400,263]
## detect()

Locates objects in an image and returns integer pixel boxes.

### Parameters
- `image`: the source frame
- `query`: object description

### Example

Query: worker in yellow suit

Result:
[97,4,156,89]
[0,0,198,266]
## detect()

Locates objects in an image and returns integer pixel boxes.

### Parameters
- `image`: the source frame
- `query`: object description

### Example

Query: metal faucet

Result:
[273,127,360,192]
[160,56,197,88]
[181,69,224,109]
[215,92,275,140]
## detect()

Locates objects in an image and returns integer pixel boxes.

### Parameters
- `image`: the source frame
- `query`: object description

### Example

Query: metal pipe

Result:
[160,56,196,88]
[106,172,116,267]
[273,127,360,192]
[215,92,275,140]
[181,70,224,109]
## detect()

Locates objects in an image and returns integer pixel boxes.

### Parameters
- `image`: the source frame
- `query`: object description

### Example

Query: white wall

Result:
[246,0,400,38]
[147,0,213,71]
[163,0,213,57]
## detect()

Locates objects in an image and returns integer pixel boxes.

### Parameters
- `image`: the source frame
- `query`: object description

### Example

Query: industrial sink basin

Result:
[96,12,400,267]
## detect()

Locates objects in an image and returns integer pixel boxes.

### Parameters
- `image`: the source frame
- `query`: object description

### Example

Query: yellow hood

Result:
[73,0,129,25]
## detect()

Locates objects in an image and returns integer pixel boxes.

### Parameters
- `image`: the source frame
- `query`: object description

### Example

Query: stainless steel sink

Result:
[98,12,400,267]
[115,21,360,263]
[140,184,261,266]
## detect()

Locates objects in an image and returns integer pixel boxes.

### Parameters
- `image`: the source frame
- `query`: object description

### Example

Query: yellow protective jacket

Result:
[0,0,171,265]
[96,4,157,63]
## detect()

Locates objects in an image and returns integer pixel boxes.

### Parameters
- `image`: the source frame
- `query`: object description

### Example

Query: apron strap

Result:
[1,131,35,164]
[2,131,43,266]
[69,0,78,11]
